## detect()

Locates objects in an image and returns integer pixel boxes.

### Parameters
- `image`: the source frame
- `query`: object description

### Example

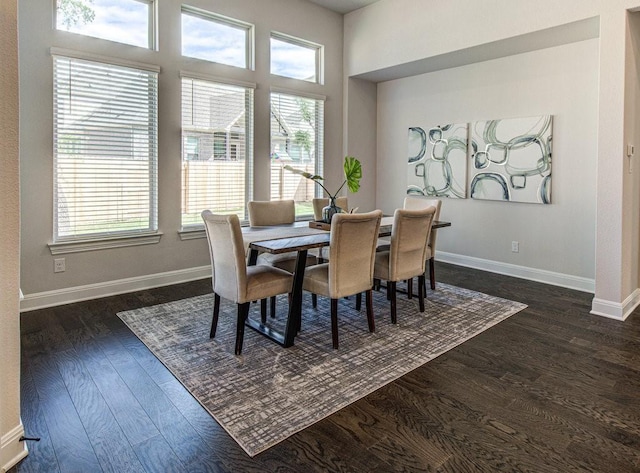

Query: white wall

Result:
[345,0,640,318]
[376,39,598,286]
[625,12,640,298]
[0,1,27,470]
[19,0,344,305]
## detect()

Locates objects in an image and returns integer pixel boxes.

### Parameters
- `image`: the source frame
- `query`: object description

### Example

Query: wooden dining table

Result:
[241,217,451,348]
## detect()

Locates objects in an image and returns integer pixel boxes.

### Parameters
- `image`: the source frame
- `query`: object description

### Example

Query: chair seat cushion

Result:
[245,265,293,302]
[309,247,330,262]
[376,238,390,252]
[303,261,372,299]
[257,252,317,273]
[302,263,330,297]
[373,251,390,281]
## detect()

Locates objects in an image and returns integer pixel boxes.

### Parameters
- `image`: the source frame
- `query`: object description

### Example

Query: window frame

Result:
[55,0,158,51]
[179,73,255,234]
[270,32,324,84]
[181,5,254,70]
[49,49,161,254]
[269,89,325,218]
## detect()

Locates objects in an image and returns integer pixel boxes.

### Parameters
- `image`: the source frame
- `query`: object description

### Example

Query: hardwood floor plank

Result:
[55,348,146,472]
[97,332,225,469]
[28,351,103,472]
[130,434,185,473]
[15,358,60,473]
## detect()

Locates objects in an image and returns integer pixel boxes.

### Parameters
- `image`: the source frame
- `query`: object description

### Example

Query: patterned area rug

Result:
[117,283,526,457]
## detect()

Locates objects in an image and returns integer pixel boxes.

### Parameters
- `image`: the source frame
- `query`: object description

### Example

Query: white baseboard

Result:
[591,288,640,321]
[20,266,212,312]
[436,251,595,293]
[21,254,597,312]
[1,421,27,473]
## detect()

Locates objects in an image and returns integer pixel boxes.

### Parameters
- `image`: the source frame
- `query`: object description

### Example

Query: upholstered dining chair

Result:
[248,199,317,271]
[373,207,436,324]
[403,196,442,292]
[201,211,293,355]
[248,199,317,318]
[302,210,382,349]
[312,196,349,221]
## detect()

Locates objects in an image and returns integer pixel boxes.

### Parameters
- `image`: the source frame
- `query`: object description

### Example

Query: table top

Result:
[244,218,451,255]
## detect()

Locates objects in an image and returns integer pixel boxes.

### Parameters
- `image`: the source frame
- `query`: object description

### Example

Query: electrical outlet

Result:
[511,241,519,253]
[54,258,66,273]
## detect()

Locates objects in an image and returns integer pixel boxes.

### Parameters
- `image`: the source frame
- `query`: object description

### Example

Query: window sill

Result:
[49,233,163,255]
[179,228,206,241]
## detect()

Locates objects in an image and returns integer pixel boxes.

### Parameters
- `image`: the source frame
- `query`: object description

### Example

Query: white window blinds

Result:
[181,76,254,227]
[270,91,324,216]
[53,55,158,241]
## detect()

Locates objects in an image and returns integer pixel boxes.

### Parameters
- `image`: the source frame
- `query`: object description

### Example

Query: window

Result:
[270,33,323,83]
[56,0,155,49]
[53,55,158,242]
[181,6,253,69]
[181,76,254,228]
[270,91,324,216]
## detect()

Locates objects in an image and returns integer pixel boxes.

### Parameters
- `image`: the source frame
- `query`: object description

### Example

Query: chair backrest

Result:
[403,196,442,252]
[328,210,382,298]
[388,207,436,281]
[201,211,248,303]
[312,196,348,221]
[248,199,295,227]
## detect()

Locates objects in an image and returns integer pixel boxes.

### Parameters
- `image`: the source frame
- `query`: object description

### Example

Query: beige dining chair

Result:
[312,196,349,221]
[302,210,382,349]
[201,211,293,355]
[248,200,317,271]
[403,196,442,292]
[248,199,316,319]
[373,207,436,324]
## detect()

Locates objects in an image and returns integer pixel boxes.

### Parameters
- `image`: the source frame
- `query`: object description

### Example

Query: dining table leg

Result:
[283,249,308,347]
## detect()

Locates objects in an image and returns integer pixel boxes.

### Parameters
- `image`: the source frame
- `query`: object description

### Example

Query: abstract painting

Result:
[469,116,552,204]
[407,124,468,199]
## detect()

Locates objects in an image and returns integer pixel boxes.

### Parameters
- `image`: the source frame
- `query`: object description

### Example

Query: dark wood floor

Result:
[12,262,640,472]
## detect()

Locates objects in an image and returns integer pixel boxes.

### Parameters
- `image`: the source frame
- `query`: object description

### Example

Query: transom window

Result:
[181,76,254,227]
[270,33,323,83]
[53,55,158,241]
[181,6,253,69]
[270,91,324,217]
[56,0,155,49]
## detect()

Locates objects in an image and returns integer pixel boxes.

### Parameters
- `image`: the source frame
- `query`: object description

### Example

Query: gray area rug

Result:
[117,283,526,457]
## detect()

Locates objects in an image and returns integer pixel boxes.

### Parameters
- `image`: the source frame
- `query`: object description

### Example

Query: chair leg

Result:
[373,278,381,291]
[418,274,425,312]
[407,278,413,299]
[260,298,267,323]
[331,298,339,349]
[210,293,221,338]
[365,289,375,332]
[235,302,250,355]
[429,257,436,290]
[312,293,317,308]
[270,296,276,318]
[390,281,397,324]
[355,292,362,311]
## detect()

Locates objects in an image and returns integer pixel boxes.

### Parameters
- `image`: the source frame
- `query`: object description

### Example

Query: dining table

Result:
[241,217,451,348]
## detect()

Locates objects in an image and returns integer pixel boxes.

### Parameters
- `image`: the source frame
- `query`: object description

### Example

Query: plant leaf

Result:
[283,165,323,181]
[343,156,362,193]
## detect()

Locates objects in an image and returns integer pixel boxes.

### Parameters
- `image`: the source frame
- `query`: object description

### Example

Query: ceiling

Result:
[306,0,380,14]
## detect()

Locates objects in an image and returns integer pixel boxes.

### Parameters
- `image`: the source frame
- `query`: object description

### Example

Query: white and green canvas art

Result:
[407,124,468,199]
[469,115,552,204]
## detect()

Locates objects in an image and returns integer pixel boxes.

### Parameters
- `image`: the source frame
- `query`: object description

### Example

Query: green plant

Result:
[284,156,362,200]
